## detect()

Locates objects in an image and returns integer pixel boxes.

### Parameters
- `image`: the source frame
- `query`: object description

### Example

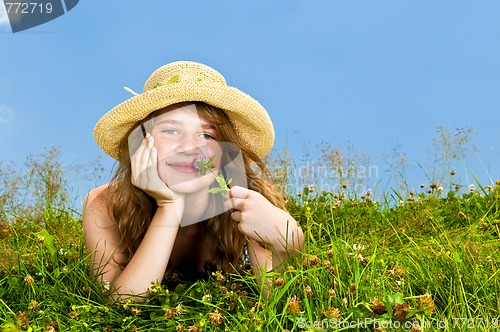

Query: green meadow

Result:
[0,136,499,331]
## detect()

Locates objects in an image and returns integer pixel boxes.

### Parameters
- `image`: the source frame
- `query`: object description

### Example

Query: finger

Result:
[130,136,144,166]
[225,197,245,210]
[132,135,156,186]
[131,138,147,182]
[229,186,249,199]
[142,134,154,167]
[231,210,242,222]
[133,135,150,170]
[141,135,157,176]
[135,142,151,181]
[147,145,158,184]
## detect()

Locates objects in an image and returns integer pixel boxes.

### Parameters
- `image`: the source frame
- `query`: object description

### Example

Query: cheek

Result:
[153,138,174,158]
[207,144,223,163]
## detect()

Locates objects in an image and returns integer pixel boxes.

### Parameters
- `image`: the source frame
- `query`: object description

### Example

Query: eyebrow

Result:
[155,119,215,130]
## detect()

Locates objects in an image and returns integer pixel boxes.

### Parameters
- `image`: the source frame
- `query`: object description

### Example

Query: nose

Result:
[174,134,205,155]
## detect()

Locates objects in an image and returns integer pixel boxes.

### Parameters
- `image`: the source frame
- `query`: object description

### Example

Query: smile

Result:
[168,163,198,173]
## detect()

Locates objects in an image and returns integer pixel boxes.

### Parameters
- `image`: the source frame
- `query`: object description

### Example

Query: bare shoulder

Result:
[87,183,110,201]
[82,184,126,280]
[82,183,115,229]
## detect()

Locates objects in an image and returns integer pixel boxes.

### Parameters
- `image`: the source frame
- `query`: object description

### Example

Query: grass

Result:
[0,150,499,331]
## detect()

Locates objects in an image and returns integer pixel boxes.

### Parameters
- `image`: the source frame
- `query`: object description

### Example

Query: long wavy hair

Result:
[107,102,285,274]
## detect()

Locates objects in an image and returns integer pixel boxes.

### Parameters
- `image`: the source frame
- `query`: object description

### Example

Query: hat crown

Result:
[143,61,227,92]
[95,60,274,160]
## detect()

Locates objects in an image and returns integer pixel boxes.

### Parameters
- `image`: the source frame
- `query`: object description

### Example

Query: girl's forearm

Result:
[110,204,183,300]
[270,220,304,270]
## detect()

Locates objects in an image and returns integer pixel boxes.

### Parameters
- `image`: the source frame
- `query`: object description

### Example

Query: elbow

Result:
[108,284,149,303]
[295,225,305,252]
[285,222,304,254]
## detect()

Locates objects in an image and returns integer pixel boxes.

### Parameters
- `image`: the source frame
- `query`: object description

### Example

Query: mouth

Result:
[167,162,198,173]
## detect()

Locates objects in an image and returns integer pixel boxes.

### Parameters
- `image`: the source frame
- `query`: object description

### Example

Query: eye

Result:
[199,132,216,140]
[161,128,179,135]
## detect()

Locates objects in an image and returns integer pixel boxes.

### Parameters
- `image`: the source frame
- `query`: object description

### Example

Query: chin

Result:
[167,174,216,194]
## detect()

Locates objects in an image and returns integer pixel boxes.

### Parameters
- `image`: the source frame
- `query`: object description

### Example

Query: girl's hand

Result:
[225,186,297,247]
[131,133,183,207]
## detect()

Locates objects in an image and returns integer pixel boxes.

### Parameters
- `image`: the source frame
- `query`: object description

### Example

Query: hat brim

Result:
[94,81,274,160]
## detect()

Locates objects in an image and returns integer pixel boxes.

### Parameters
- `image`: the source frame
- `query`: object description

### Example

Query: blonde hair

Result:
[107,102,285,274]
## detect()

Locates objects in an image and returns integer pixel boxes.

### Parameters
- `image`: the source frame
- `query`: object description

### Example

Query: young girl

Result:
[83,61,303,299]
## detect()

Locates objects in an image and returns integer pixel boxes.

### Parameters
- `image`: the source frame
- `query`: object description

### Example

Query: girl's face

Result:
[149,104,223,194]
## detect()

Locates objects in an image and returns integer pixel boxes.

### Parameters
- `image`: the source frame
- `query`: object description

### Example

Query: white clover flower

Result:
[102,280,110,291]
[351,244,365,262]
[355,253,364,261]
[469,184,475,191]
[353,244,365,252]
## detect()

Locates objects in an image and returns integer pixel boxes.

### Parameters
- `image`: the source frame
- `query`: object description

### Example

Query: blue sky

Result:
[1,1,499,201]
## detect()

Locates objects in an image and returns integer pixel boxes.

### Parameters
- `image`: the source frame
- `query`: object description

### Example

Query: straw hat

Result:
[94,61,274,160]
